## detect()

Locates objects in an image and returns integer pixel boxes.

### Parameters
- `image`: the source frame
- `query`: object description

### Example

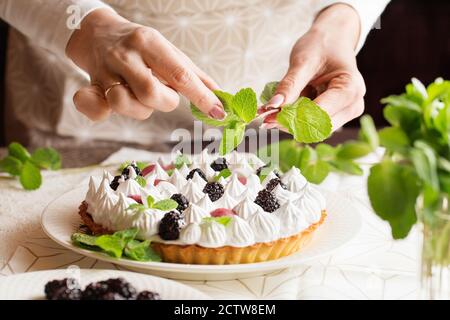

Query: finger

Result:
[267,58,318,108]
[314,73,364,116]
[106,84,154,120]
[109,52,180,112]
[330,99,365,131]
[73,85,111,121]
[143,41,226,119]
[173,46,221,91]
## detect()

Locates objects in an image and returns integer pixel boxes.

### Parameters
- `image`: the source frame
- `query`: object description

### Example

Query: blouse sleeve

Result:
[0,0,114,58]
[313,0,391,52]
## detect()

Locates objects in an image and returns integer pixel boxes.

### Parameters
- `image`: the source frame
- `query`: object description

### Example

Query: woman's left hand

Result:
[261,4,366,131]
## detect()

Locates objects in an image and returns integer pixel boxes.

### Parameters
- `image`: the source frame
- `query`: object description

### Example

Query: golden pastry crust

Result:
[78,201,326,264]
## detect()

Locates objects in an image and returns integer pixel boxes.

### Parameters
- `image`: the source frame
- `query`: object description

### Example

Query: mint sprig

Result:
[71,228,161,262]
[0,142,61,190]
[128,195,178,212]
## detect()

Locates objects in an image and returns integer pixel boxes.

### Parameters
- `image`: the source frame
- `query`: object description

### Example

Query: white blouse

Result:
[0,0,389,146]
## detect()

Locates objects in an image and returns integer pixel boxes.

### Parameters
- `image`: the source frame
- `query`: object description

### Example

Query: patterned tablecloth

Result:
[0,148,421,299]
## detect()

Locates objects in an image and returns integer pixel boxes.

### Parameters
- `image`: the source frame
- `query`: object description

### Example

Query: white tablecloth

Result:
[0,148,420,299]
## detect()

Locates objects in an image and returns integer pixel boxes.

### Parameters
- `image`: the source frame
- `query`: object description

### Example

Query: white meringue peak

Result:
[233,197,260,220]
[180,223,202,245]
[184,203,210,224]
[226,216,255,247]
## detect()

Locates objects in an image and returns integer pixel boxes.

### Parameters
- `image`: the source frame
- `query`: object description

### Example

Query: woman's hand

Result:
[66,9,225,121]
[262,4,366,130]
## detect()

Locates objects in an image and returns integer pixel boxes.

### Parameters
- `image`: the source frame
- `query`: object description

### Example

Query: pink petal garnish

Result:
[128,195,142,204]
[238,176,247,185]
[141,164,155,177]
[210,208,236,217]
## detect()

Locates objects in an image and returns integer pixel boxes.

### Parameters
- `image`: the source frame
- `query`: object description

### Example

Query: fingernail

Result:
[266,94,284,109]
[260,123,278,130]
[209,105,227,120]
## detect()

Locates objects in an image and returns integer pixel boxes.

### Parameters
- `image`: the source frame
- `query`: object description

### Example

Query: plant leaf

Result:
[146,195,155,208]
[135,176,147,188]
[336,141,372,160]
[215,168,232,181]
[30,147,61,170]
[0,156,23,176]
[359,115,379,151]
[95,235,126,258]
[276,97,332,143]
[378,127,410,153]
[19,161,42,190]
[8,142,31,163]
[330,159,363,176]
[368,161,421,239]
[203,216,232,226]
[301,160,330,184]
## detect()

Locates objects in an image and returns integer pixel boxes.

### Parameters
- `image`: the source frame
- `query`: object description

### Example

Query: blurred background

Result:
[0,0,449,166]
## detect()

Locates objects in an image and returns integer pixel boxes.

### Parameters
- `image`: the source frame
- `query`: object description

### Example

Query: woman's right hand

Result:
[66,8,226,121]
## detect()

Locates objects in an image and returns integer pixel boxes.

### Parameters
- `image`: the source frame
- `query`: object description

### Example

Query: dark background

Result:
[0,0,449,147]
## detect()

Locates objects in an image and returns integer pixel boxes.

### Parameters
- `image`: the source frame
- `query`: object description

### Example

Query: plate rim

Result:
[41,186,362,274]
[0,268,210,300]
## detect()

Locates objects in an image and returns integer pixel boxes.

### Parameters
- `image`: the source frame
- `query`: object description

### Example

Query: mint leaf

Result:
[378,127,410,153]
[135,175,147,188]
[113,228,139,243]
[203,216,232,226]
[359,115,379,151]
[71,233,98,247]
[95,235,126,258]
[127,203,146,212]
[19,161,42,190]
[124,240,161,262]
[368,161,421,239]
[213,90,235,113]
[301,160,330,184]
[174,154,191,169]
[336,141,372,160]
[146,195,155,208]
[260,82,278,104]
[153,199,178,211]
[383,105,421,135]
[231,88,257,123]
[215,168,232,181]
[8,142,30,163]
[0,156,23,176]
[118,161,148,173]
[30,147,61,170]
[219,122,246,155]
[410,141,439,191]
[276,97,332,143]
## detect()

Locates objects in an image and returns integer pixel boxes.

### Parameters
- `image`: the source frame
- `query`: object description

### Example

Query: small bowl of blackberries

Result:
[45,277,161,300]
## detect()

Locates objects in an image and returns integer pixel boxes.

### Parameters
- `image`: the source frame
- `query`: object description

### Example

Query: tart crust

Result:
[78,201,326,264]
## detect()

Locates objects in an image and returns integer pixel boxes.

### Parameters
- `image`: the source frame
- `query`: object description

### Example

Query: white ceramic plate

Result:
[41,186,361,281]
[0,269,209,300]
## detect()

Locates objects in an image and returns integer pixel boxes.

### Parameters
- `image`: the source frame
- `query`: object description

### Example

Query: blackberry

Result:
[137,291,162,300]
[186,168,207,182]
[170,194,189,212]
[210,158,228,172]
[110,175,122,191]
[159,211,185,240]
[98,292,126,300]
[265,178,287,192]
[82,278,136,300]
[203,182,225,202]
[45,278,81,300]
[121,162,141,177]
[254,190,280,213]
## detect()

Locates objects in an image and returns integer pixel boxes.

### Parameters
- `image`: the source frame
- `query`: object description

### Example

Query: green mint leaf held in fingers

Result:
[219,122,246,155]
[276,97,332,143]
[232,88,258,123]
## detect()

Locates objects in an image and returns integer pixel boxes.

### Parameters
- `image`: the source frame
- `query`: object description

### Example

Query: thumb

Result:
[266,60,317,109]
